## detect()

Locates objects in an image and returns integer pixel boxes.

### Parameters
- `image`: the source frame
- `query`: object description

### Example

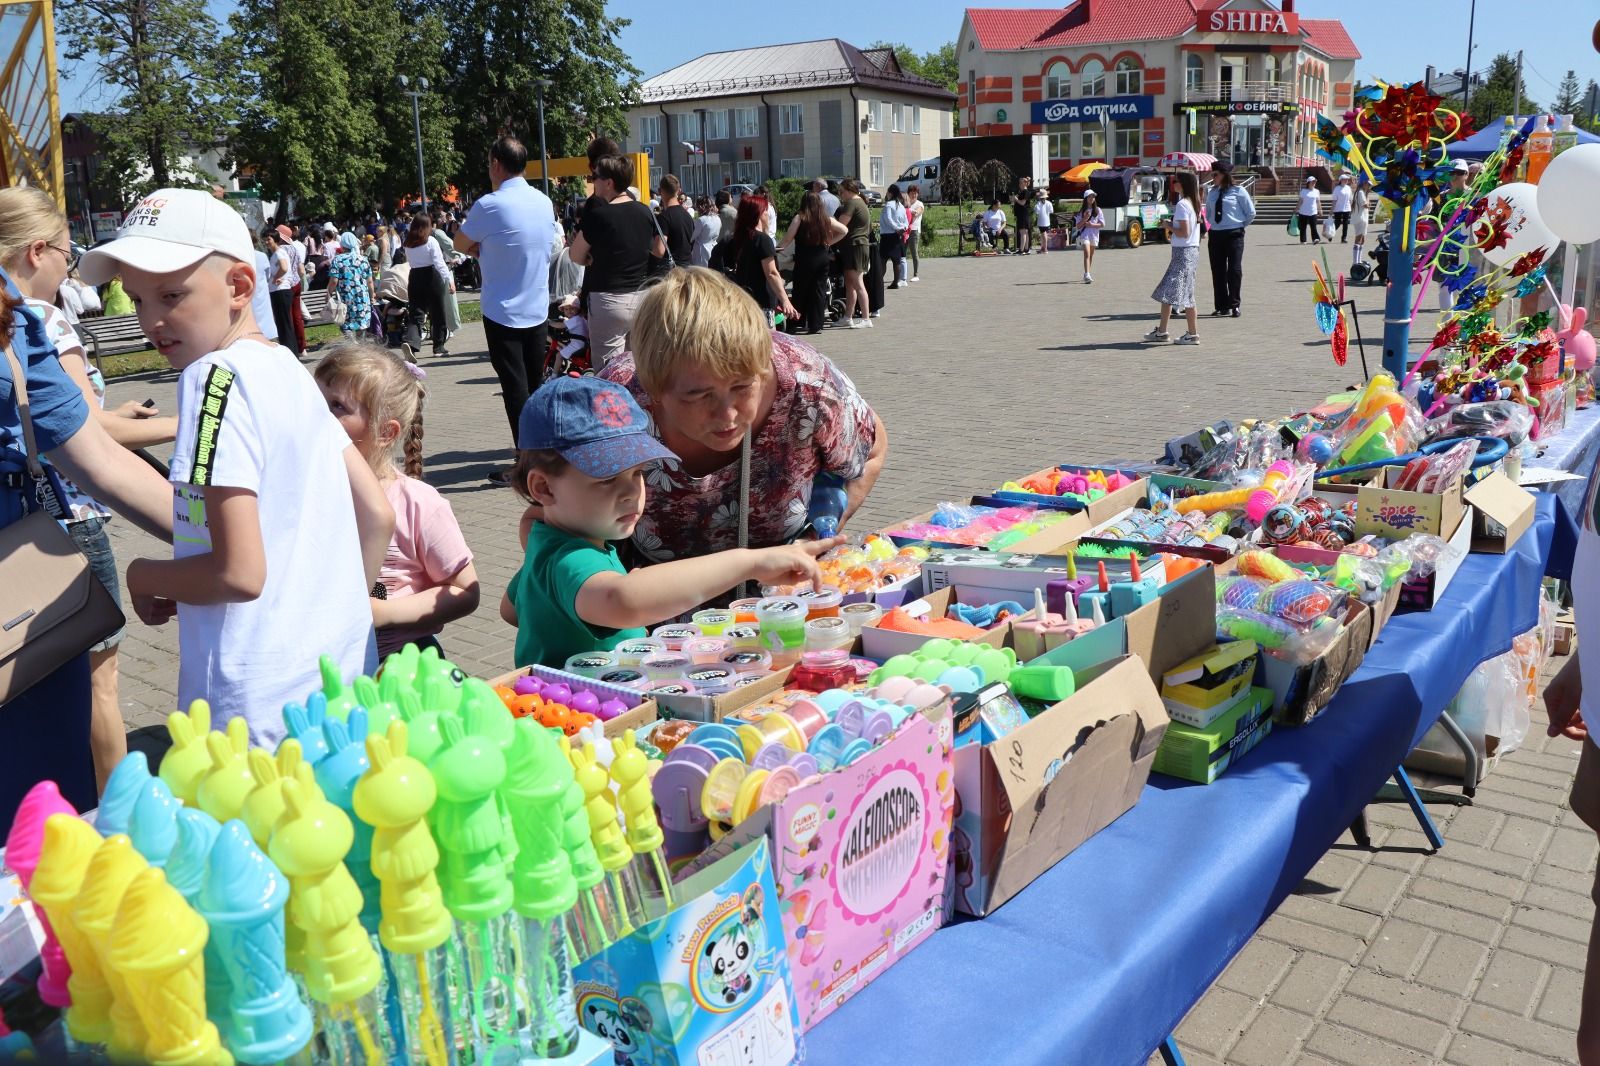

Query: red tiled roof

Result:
[968,0,1199,51]
[1299,18,1360,61]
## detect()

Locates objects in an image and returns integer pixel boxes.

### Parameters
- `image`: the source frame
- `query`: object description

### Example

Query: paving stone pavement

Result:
[97,232,1592,1064]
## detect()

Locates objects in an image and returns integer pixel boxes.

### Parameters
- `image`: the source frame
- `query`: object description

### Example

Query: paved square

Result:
[98,228,1592,1064]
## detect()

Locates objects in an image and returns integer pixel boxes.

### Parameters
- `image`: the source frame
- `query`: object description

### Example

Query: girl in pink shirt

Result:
[315,342,481,658]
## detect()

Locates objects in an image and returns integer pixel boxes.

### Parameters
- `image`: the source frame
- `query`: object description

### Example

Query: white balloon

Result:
[1537,143,1600,244]
[1475,181,1559,267]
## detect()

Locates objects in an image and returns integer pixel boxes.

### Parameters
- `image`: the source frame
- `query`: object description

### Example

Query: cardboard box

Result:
[989,475,1151,555]
[948,653,1170,917]
[1555,612,1575,657]
[918,549,1161,609]
[880,505,1080,553]
[1396,505,1474,613]
[573,839,804,1065]
[1465,471,1536,553]
[858,586,1016,661]
[1349,468,1466,539]
[1153,685,1274,783]
[1260,599,1375,726]
[679,706,953,1030]
[647,667,794,724]
[1161,641,1260,728]
[486,665,657,738]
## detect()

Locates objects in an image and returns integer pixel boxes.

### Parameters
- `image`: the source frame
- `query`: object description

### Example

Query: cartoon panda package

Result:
[573,837,805,1065]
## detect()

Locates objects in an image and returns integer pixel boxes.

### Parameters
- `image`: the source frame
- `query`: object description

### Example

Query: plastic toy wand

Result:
[555,737,627,958]
[610,730,675,919]
[572,741,649,933]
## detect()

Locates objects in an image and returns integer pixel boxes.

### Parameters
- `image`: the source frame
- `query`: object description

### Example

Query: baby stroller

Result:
[1351,232,1389,286]
[376,260,432,349]
[542,300,593,382]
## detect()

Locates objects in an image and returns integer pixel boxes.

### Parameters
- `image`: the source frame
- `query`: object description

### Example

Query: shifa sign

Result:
[1195,6,1299,34]
[1030,95,1155,125]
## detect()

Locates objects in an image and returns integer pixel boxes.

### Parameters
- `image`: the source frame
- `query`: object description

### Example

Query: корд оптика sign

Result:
[1030,95,1156,125]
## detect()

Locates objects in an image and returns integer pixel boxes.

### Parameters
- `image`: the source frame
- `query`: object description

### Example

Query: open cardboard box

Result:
[858,585,1016,660]
[980,474,1150,555]
[1465,470,1536,554]
[487,664,658,738]
[1258,597,1375,726]
[1269,545,1405,649]
[948,654,1169,917]
[919,549,1160,610]
[1332,467,1466,540]
[880,503,1081,553]
[1395,504,1474,613]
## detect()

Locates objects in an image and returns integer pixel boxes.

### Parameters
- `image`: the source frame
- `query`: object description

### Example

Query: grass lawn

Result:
[101,301,483,379]
[917,200,1087,258]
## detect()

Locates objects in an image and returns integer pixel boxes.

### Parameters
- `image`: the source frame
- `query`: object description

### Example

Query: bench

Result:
[77,291,329,371]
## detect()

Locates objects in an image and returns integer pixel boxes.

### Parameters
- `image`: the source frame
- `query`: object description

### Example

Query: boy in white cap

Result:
[78,188,394,746]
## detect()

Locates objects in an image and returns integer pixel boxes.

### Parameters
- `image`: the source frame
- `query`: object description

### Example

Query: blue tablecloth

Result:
[808,496,1575,1066]
[1526,402,1600,515]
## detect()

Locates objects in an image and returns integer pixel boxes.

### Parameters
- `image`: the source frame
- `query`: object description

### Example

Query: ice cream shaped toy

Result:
[5,780,78,1006]
[164,807,231,1027]
[72,835,151,1061]
[31,813,114,1044]
[129,777,184,870]
[99,750,152,837]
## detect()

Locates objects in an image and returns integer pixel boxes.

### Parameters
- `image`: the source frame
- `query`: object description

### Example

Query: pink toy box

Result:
[679,706,955,1030]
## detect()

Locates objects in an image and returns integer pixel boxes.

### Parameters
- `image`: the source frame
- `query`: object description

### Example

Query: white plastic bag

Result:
[1321,217,1336,241]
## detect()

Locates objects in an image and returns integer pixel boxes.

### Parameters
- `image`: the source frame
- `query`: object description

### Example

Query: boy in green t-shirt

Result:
[501,376,837,667]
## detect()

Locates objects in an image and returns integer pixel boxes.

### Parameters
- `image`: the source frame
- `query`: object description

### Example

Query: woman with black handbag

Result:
[0,268,174,833]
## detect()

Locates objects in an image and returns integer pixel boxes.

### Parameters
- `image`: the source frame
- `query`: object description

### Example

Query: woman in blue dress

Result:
[327,231,375,335]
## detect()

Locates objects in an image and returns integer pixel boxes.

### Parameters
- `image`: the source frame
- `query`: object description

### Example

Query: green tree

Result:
[432,0,640,199]
[870,41,959,92]
[1458,52,1542,130]
[1553,69,1583,115]
[58,0,238,203]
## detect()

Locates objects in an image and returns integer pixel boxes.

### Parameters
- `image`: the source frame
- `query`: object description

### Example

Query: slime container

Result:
[804,616,852,651]
[700,760,749,822]
[732,672,770,690]
[684,666,738,695]
[724,624,763,649]
[721,648,773,674]
[839,602,885,634]
[612,637,666,668]
[564,652,616,679]
[683,636,732,665]
[795,586,844,619]
[644,680,696,698]
[728,598,763,624]
[650,720,695,753]
[640,653,691,681]
[598,668,648,689]
[650,623,702,651]
[690,610,734,636]
[790,649,856,694]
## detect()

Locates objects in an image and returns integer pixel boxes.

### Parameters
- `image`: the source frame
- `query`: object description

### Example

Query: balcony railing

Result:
[1182,80,1293,103]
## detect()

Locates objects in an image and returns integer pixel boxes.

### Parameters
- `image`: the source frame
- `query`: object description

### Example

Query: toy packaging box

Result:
[573,838,805,1066]
[1153,685,1274,784]
[679,708,954,1031]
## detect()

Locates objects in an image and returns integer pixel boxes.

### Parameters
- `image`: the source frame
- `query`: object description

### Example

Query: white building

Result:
[624,39,957,194]
[955,0,1359,170]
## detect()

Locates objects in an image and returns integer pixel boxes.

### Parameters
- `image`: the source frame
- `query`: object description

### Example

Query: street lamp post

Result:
[533,78,553,195]
[397,75,430,213]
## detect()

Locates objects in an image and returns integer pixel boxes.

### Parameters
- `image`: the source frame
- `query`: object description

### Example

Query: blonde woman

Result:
[0,186,179,787]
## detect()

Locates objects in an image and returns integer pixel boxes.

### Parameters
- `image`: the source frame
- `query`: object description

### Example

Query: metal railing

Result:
[1182,80,1293,103]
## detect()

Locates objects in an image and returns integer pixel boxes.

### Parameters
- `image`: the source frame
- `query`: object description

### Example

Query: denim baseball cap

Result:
[518,375,679,478]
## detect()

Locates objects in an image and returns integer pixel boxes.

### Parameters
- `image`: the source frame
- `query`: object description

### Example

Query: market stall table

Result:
[1525,401,1600,515]
[807,496,1574,1066]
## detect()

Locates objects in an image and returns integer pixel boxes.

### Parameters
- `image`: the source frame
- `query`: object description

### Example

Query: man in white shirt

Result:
[813,178,840,219]
[456,135,561,483]
[981,200,1012,253]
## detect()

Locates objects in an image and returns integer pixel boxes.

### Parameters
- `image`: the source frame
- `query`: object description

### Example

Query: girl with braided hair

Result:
[315,340,480,657]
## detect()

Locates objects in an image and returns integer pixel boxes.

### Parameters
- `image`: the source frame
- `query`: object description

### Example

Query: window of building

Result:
[1080,58,1106,98]
[704,109,729,140]
[1113,120,1140,158]
[734,107,759,138]
[968,69,976,106]
[870,156,884,185]
[638,115,661,145]
[892,102,904,132]
[649,167,663,193]
[1115,57,1141,96]
[868,100,883,131]
[679,112,700,141]
[736,160,762,184]
[1046,124,1073,159]
[912,105,921,134]
[778,104,803,134]
[1185,53,1204,96]
[1045,61,1071,99]
[1080,128,1105,159]
[780,158,807,178]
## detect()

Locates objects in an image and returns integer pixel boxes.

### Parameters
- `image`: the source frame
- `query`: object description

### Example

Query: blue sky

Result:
[60,0,1600,116]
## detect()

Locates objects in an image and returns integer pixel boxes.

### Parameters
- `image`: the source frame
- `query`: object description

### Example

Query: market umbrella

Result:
[1060,162,1109,182]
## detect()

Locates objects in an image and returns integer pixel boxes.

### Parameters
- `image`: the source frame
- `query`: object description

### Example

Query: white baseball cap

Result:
[79,188,254,286]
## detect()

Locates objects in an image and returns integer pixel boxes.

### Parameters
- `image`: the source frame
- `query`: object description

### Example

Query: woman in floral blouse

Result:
[327,231,375,335]
[594,267,886,564]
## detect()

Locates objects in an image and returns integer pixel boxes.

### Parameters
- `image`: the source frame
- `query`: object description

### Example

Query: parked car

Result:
[721,183,757,204]
[895,158,942,202]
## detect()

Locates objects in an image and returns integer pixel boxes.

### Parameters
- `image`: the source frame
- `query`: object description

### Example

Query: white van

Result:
[896,159,941,202]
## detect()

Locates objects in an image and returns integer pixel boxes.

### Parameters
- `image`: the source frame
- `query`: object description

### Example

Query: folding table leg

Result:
[1158,1035,1186,1066]
[1349,811,1371,848]
[1393,765,1445,851]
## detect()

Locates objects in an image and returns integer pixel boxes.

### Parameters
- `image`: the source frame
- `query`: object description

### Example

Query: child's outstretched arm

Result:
[125,486,266,625]
[343,444,395,588]
[574,537,842,631]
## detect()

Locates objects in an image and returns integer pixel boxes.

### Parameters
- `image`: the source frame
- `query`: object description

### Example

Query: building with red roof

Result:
[956,0,1360,172]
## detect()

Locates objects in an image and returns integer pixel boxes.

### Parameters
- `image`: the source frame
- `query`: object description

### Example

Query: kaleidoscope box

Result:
[1153,685,1275,784]
[680,706,955,1030]
[573,838,805,1065]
